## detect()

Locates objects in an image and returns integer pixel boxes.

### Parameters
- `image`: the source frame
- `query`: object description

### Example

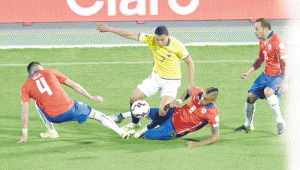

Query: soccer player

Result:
[133,87,220,147]
[18,62,134,143]
[95,24,195,129]
[235,18,290,134]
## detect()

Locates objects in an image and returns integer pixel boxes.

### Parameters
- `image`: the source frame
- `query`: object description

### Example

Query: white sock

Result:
[36,103,56,133]
[267,95,285,123]
[244,103,255,127]
[121,111,132,119]
[94,111,124,134]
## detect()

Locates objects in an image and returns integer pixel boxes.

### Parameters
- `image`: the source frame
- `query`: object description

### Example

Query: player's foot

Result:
[121,122,141,130]
[120,129,135,139]
[134,126,148,138]
[39,131,59,138]
[249,124,254,131]
[110,113,124,124]
[234,125,254,132]
[234,125,249,132]
[277,122,286,135]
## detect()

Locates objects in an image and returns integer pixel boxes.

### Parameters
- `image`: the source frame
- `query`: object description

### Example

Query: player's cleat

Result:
[249,124,254,131]
[235,125,254,132]
[120,129,135,139]
[121,122,141,130]
[39,131,59,138]
[277,122,286,135]
[234,125,248,132]
[134,126,148,138]
[110,113,124,124]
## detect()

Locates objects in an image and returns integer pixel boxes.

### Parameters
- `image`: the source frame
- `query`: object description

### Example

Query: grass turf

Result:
[0,45,286,170]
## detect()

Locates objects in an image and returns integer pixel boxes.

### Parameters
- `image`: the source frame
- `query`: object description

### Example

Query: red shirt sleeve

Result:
[21,83,30,103]
[48,69,68,83]
[208,108,220,128]
[274,35,288,59]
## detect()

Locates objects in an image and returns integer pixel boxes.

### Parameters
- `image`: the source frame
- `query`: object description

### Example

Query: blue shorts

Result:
[249,73,283,100]
[144,108,177,140]
[38,100,92,123]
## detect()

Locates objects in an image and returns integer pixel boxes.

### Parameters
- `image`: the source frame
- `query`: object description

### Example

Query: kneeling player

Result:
[134,87,220,147]
[18,62,134,143]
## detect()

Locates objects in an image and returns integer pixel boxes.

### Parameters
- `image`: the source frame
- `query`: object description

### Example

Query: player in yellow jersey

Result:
[96,24,195,129]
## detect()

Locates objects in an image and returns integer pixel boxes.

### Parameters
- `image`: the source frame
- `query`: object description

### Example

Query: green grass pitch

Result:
[0,45,286,170]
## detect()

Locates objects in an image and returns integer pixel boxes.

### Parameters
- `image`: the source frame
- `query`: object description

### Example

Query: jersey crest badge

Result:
[201,108,207,114]
[268,44,272,50]
[279,43,285,49]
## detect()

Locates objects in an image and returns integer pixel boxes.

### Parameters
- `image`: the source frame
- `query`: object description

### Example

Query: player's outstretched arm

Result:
[279,58,291,94]
[242,56,264,79]
[63,79,103,104]
[187,126,219,147]
[18,102,30,143]
[95,23,139,41]
[183,56,195,95]
[167,89,191,109]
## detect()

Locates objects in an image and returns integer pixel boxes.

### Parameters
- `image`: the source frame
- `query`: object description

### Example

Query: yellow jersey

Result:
[138,33,189,79]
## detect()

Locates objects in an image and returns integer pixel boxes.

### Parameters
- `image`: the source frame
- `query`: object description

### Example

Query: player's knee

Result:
[130,94,138,103]
[158,107,167,116]
[246,97,255,104]
[264,89,275,98]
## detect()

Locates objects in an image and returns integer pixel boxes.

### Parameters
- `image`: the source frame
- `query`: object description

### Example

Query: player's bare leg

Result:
[89,109,135,139]
[36,103,59,138]
[119,88,147,129]
[110,88,146,126]
[235,92,258,132]
[159,95,175,116]
[264,87,286,134]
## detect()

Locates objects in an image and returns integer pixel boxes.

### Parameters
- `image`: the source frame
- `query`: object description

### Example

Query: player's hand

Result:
[18,133,28,143]
[95,23,110,32]
[241,72,249,79]
[187,141,200,147]
[92,96,103,104]
[188,83,196,95]
[278,81,288,94]
[169,100,181,108]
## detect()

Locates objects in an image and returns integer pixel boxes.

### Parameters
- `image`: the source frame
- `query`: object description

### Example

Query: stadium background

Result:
[1,0,299,170]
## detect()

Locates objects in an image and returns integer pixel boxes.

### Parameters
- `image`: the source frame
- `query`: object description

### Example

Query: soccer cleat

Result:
[110,113,124,124]
[134,126,148,138]
[39,131,59,138]
[277,122,286,135]
[121,122,141,130]
[249,124,254,131]
[234,125,249,133]
[120,129,135,139]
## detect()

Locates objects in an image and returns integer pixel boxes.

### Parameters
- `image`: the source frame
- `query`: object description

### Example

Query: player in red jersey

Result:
[18,62,134,143]
[235,18,291,134]
[133,87,219,147]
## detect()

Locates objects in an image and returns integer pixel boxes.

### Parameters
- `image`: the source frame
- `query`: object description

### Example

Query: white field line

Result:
[0,42,258,49]
[0,60,253,67]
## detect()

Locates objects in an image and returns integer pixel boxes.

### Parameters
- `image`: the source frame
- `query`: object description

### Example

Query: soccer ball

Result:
[131,99,150,118]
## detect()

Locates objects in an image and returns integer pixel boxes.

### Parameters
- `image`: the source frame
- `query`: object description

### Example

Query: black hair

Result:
[27,61,41,74]
[155,26,169,36]
[206,87,218,94]
[256,18,271,30]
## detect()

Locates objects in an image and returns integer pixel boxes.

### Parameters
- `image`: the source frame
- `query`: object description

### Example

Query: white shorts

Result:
[137,72,181,99]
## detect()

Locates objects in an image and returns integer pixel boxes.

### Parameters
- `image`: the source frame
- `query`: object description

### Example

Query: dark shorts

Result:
[249,73,284,100]
[144,107,177,140]
[38,100,92,123]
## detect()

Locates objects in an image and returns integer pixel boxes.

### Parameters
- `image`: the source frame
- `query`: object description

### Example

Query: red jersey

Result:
[172,88,220,137]
[21,69,74,117]
[258,32,287,76]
